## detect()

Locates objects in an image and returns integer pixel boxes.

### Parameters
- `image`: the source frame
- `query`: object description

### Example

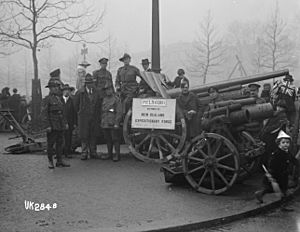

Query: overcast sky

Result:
[93,0,300,53]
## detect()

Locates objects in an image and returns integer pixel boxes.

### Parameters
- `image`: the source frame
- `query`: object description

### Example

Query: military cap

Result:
[177,69,185,75]
[248,83,261,90]
[70,86,75,91]
[84,73,94,83]
[50,68,60,78]
[99,58,108,64]
[13,88,17,93]
[61,84,71,91]
[119,53,131,62]
[141,59,150,65]
[283,74,294,82]
[45,79,61,88]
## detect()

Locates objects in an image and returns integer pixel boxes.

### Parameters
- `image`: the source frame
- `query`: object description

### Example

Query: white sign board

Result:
[131,98,176,130]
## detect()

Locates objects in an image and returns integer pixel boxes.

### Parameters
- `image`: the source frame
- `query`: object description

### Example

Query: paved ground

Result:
[0,133,286,232]
[193,194,300,232]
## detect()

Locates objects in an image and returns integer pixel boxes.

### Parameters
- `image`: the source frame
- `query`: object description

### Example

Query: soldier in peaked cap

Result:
[93,58,113,98]
[115,53,142,114]
[74,73,102,160]
[100,82,122,161]
[41,78,70,169]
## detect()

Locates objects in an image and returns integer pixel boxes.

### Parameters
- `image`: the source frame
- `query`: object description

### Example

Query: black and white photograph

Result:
[0,0,300,231]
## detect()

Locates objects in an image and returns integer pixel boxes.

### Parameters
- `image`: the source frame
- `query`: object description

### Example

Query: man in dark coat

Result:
[115,53,142,114]
[101,82,122,161]
[9,88,21,122]
[176,79,198,139]
[41,79,70,169]
[93,58,114,98]
[74,73,102,160]
[61,84,77,158]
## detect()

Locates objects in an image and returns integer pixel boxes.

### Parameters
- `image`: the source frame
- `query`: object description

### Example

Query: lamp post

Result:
[151,0,160,73]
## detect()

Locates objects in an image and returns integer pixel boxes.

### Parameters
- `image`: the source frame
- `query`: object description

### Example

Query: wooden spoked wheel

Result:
[236,131,260,180]
[183,133,239,195]
[123,107,187,163]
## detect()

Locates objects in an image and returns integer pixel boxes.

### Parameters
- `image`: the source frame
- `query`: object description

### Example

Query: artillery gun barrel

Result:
[206,104,242,118]
[197,85,242,98]
[244,103,274,120]
[167,69,289,98]
[213,98,257,108]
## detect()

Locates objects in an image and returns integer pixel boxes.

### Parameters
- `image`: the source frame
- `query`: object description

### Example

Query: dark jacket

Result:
[61,96,76,128]
[176,92,199,138]
[73,87,102,139]
[41,94,67,131]
[267,148,294,192]
[101,94,122,128]
[93,68,113,98]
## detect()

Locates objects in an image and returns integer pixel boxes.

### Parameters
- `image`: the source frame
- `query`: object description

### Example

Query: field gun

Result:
[166,69,289,98]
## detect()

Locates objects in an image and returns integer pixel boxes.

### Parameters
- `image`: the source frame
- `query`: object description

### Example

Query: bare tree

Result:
[251,37,268,74]
[187,11,225,84]
[0,0,104,81]
[261,2,296,71]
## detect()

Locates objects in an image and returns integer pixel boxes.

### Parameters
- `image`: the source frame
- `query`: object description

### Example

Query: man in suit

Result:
[61,84,76,158]
[74,74,102,160]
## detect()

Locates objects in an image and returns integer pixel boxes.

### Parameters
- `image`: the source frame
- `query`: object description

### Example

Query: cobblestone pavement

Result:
[0,133,269,232]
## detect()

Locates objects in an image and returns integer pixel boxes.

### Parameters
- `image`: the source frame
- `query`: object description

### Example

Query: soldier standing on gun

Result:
[115,53,142,115]
[93,58,114,98]
[41,78,70,169]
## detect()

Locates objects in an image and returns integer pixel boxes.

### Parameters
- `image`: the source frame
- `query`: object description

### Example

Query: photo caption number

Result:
[24,200,57,211]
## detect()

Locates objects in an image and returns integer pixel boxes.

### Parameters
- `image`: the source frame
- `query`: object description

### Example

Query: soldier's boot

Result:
[56,157,71,167]
[48,159,55,169]
[112,142,120,162]
[101,143,113,160]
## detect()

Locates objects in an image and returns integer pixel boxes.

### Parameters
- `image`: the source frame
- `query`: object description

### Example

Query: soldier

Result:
[41,79,70,169]
[101,82,122,161]
[93,58,114,98]
[248,83,266,104]
[176,79,198,140]
[260,83,271,103]
[61,84,77,158]
[74,73,102,160]
[115,53,141,114]
[166,69,186,88]
[138,58,156,97]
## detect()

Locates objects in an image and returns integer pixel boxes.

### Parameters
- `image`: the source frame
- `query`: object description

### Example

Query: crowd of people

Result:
[35,52,300,204]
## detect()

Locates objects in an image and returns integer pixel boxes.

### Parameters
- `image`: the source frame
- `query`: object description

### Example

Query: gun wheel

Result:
[183,133,239,195]
[123,107,187,163]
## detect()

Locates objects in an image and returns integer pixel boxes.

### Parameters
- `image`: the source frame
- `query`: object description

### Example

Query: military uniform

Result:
[101,84,122,161]
[115,54,141,114]
[93,69,113,97]
[41,79,69,168]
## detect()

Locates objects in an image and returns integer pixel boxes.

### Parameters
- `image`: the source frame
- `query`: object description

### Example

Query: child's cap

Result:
[276,130,291,142]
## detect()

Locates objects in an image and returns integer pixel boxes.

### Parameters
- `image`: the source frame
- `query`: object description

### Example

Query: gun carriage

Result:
[123,69,296,194]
